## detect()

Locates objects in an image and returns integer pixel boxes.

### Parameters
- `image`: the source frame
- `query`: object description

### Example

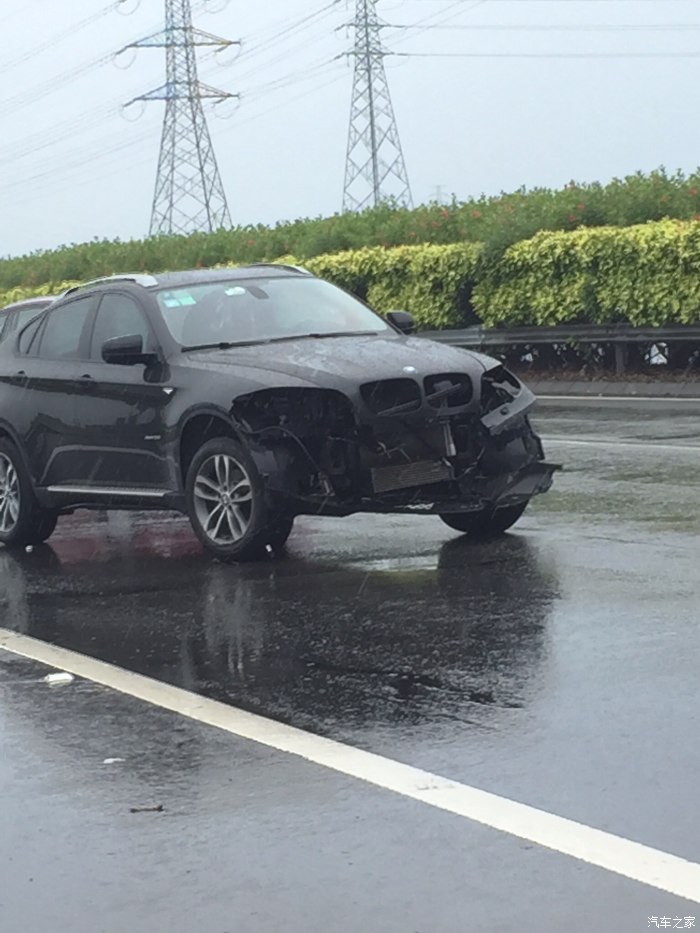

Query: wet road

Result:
[1,399,700,932]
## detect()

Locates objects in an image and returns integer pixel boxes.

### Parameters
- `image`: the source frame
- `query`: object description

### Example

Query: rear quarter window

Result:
[15,304,48,330]
[17,315,45,355]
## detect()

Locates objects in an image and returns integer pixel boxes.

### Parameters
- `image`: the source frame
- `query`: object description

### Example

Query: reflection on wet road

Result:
[0,526,557,740]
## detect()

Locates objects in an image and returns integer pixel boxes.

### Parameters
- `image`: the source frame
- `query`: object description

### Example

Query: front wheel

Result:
[0,439,58,548]
[439,502,528,539]
[185,437,293,562]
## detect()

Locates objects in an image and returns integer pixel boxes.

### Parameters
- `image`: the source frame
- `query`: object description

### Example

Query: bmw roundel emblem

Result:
[403,366,417,374]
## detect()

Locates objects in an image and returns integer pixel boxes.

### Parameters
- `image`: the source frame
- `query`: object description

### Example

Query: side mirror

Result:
[102,334,156,366]
[386,310,415,335]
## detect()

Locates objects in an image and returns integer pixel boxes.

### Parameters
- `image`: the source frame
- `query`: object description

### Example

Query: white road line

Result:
[1,627,700,904]
[542,436,700,454]
[539,395,700,403]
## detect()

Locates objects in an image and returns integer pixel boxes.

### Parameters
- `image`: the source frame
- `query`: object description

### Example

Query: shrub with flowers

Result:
[3,167,700,292]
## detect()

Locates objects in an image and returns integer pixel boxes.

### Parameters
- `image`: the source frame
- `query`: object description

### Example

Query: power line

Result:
[0,60,345,199]
[232,10,342,85]
[238,1,341,57]
[405,0,697,3]
[0,2,175,117]
[0,5,345,187]
[387,23,700,31]
[0,2,116,77]
[241,58,340,100]
[396,50,700,57]
[0,67,350,213]
[0,1,342,181]
[0,49,117,118]
[385,0,490,54]
[0,2,340,165]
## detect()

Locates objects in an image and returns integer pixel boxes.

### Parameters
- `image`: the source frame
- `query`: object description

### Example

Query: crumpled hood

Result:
[183,333,494,389]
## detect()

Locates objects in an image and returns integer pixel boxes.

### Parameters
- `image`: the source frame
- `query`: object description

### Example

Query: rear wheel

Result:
[0,439,58,548]
[186,437,293,562]
[439,502,527,539]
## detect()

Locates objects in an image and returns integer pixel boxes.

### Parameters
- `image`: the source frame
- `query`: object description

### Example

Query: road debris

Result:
[43,672,74,686]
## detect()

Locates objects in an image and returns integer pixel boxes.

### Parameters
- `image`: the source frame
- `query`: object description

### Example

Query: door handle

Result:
[78,374,95,389]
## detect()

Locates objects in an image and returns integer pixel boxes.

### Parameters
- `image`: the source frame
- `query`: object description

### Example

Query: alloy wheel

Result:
[193,454,253,545]
[0,453,20,535]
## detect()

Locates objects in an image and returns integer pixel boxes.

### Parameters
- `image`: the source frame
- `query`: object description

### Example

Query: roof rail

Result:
[62,273,159,297]
[247,263,312,276]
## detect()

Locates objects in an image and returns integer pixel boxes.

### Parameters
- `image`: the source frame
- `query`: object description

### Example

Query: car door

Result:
[73,290,174,492]
[15,294,99,487]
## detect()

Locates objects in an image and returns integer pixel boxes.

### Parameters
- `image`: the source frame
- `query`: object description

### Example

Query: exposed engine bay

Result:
[230,364,557,517]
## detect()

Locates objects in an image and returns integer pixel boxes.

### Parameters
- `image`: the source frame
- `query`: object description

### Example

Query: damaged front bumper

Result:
[384,458,561,517]
[279,452,560,517]
[235,363,561,518]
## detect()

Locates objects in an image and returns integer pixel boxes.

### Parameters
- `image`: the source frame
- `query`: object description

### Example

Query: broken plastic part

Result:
[43,672,75,686]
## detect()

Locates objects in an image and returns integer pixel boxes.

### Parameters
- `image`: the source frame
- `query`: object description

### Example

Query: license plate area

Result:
[371,460,453,494]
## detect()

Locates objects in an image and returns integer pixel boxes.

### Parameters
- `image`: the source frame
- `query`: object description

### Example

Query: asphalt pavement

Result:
[1,398,700,933]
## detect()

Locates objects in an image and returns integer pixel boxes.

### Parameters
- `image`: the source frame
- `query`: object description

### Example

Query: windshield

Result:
[155,276,390,348]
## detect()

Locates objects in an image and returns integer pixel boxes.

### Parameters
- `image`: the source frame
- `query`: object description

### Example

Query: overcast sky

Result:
[1,0,699,258]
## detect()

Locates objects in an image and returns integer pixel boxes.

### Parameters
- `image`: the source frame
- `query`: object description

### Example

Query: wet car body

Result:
[0,266,558,559]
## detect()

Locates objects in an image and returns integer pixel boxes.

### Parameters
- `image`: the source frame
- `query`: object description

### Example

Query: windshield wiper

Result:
[294,331,381,339]
[181,332,382,352]
[181,339,271,352]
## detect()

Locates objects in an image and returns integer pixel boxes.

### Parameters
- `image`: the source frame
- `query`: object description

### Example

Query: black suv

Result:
[0,266,557,560]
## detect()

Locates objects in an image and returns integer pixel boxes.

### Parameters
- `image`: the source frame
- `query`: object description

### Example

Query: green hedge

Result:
[303,243,483,329]
[0,281,78,310]
[0,243,483,331]
[473,220,700,326]
[4,167,700,292]
[6,222,700,330]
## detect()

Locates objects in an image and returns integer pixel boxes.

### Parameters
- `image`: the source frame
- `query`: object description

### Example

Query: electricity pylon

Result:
[125,0,237,236]
[342,0,412,213]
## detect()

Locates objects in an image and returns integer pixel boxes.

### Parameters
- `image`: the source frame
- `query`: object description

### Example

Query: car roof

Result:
[61,264,313,298]
[1,296,54,313]
[154,265,312,288]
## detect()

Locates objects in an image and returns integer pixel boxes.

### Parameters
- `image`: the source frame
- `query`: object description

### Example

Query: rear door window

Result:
[37,296,95,360]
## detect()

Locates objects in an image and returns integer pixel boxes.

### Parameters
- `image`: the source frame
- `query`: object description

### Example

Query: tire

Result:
[0,439,58,548]
[439,502,528,539]
[185,437,293,562]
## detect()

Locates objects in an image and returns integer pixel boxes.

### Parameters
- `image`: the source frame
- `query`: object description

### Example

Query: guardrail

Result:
[420,324,700,375]
[421,323,700,346]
